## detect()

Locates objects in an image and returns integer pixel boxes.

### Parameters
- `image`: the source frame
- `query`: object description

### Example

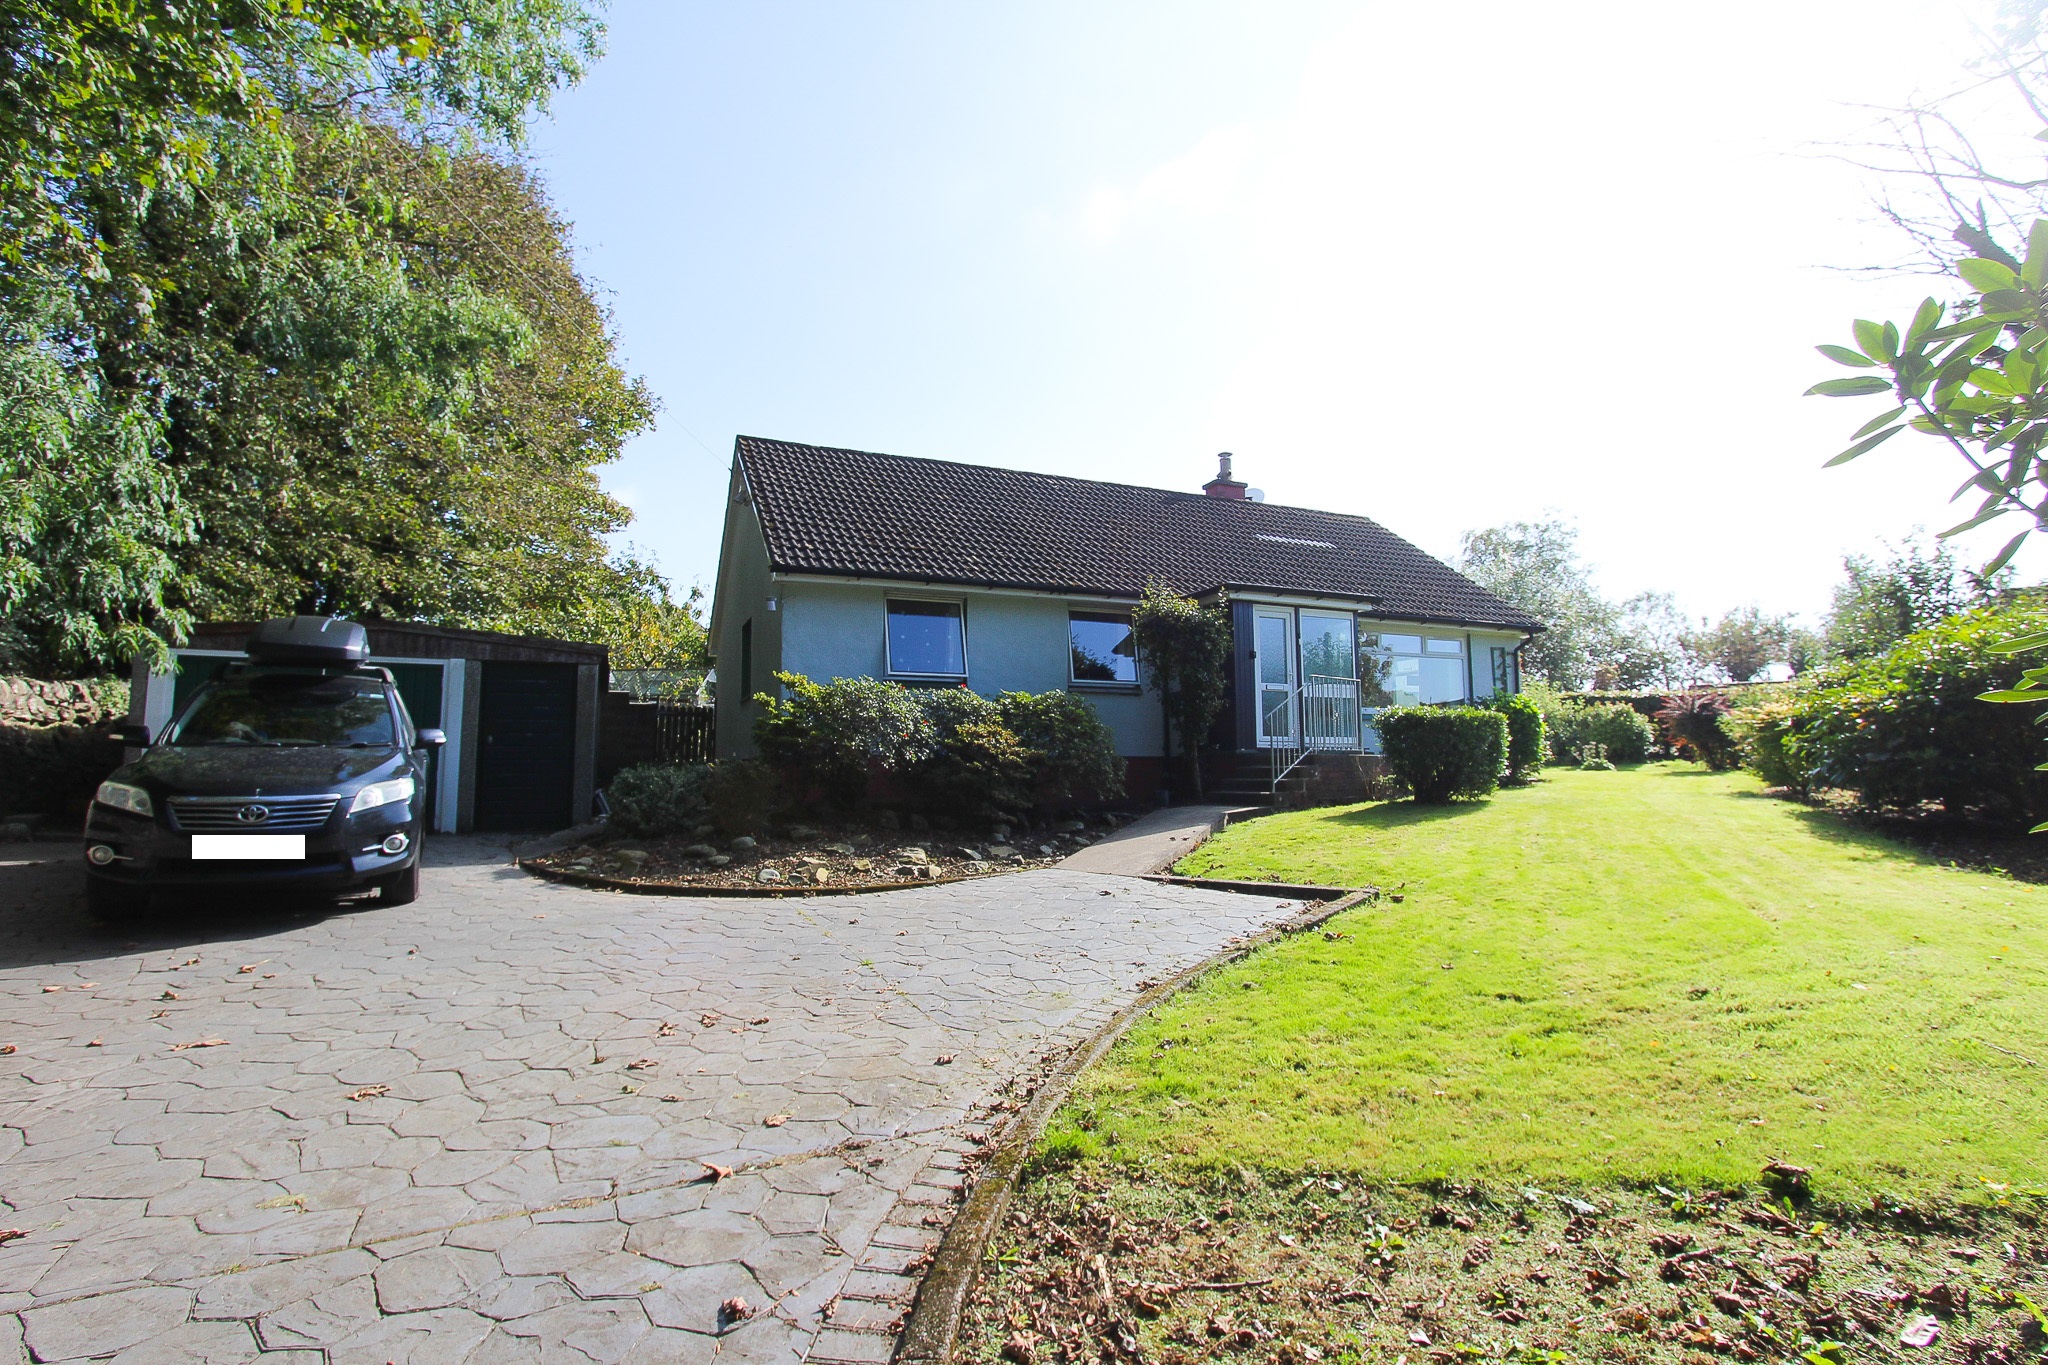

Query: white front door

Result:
[1254,607,1295,747]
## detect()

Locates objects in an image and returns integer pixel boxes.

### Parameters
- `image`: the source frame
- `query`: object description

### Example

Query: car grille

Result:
[167,795,342,833]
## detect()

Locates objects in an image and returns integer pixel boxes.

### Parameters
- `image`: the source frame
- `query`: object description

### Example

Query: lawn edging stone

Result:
[891,883,1378,1365]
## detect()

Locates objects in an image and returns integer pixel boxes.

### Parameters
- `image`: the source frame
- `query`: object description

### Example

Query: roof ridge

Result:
[732,434,1393,526]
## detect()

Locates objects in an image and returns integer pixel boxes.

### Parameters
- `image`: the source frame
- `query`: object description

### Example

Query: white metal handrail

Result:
[1265,673,1362,796]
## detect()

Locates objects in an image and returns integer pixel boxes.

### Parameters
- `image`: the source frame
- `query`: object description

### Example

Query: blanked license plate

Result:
[191,835,305,860]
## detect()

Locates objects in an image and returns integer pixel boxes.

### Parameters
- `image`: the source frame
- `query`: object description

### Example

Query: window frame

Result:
[1067,608,1140,688]
[884,596,970,680]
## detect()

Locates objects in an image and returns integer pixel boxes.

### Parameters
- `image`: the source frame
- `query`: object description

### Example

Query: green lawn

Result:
[1065,764,2048,1201]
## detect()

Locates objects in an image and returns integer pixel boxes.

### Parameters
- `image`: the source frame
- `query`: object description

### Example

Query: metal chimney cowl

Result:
[1202,451,1248,500]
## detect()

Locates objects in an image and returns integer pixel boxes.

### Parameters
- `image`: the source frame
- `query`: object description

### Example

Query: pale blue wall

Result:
[779,580,1164,757]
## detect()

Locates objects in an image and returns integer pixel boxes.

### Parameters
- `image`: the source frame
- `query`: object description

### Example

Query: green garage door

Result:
[384,662,444,826]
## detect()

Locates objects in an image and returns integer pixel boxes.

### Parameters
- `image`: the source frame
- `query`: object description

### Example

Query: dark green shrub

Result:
[1780,601,2048,826]
[753,672,933,808]
[606,763,711,837]
[916,716,1034,821]
[1481,692,1545,781]
[1548,701,1655,765]
[1656,692,1738,770]
[997,689,1125,809]
[706,759,779,836]
[1374,705,1508,803]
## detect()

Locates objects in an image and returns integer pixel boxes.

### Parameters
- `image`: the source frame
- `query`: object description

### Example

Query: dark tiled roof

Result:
[736,436,1543,631]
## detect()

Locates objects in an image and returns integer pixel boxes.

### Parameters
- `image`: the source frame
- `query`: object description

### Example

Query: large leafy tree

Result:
[0,0,706,677]
[1824,536,2010,661]
[1455,517,1615,688]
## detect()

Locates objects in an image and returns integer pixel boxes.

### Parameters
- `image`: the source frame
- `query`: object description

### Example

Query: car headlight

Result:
[95,781,154,818]
[349,775,416,814]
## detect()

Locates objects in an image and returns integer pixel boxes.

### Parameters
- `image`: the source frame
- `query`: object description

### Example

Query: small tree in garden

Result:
[1656,692,1738,771]
[1130,583,1231,797]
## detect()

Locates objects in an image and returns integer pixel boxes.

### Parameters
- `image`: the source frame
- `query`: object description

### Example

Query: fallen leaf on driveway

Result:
[625,1058,656,1070]
[181,957,198,966]
[763,1114,789,1127]
[719,1295,754,1323]
[937,1054,955,1065]
[749,1016,769,1025]
[657,1022,676,1037]
[78,982,97,989]
[700,1014,720,1028]
[237,965,255,973]
[345,1085,390,1101]
[40,985,61,993]
[660,1094,683,1103]
[85,1038,101,1047]
[256,1194,306,1211]
[170,1038,227,1050]
[0,1229,26,1245]
[0,1044,15,1055]
[701,1162,734,1181]
[160,991,180,1001]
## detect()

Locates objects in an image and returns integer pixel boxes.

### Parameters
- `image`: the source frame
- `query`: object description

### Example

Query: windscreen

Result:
[172,675,397,748]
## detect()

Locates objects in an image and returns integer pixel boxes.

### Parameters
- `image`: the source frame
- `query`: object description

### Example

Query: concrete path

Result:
[0,837,1304,1364]
[1054,805,1237,877]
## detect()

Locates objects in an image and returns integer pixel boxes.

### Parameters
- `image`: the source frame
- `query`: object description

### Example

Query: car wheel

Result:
[86,877,147,920]
[379,858,421,906]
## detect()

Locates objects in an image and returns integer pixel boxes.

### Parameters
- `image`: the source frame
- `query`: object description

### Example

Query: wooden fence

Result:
[654,701,716,764]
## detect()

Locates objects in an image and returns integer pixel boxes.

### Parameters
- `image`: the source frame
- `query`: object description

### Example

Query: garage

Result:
[136,622,607,833]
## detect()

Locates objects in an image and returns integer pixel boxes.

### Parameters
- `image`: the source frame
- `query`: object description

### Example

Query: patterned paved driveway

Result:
[0,837,1295,1364]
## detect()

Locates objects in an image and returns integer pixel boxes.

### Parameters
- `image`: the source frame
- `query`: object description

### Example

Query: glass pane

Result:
[1378,633,1421,654]
[1491,647,1511,694]
[1256,614,1291,685]
[1069,613,1137,683]
[1385,655,1422,708]
[1359,653,1395,708]
[888,600,965,675]
[174,675,396,747]
[1299,614,1355,681]
[1421,655,1466,703]
[1426,637,1463,655]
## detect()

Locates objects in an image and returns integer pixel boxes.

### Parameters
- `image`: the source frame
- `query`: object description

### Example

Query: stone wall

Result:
[0,677,128,831]
[1280,751,1392,809]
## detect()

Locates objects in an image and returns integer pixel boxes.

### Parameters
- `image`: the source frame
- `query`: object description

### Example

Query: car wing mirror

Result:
[415,728,447,749]
[116,723,152,746]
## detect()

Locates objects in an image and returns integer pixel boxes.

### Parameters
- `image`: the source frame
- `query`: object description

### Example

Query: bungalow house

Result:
[709,436,1542,801]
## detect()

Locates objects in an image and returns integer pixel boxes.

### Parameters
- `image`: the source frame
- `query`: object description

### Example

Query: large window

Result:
[887,599,966,677]
[1362,631,1467,707]
[1069,611,1137,684]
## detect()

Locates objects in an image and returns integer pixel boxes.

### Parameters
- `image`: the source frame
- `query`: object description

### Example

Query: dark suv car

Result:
[83,617,445,915]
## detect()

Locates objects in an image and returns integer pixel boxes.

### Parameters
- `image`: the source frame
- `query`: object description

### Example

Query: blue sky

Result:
[531,0,2038,622]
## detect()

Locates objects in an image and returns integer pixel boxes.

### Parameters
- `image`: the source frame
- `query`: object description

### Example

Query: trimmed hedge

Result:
[753,673,1124,816]
[1481,692,1545,781]
[607,763,711,837]
[1375,705,1508,803]
[1548,700,1655,766]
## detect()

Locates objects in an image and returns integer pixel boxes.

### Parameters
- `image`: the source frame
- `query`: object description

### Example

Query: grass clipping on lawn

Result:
[957,766,2048,1365]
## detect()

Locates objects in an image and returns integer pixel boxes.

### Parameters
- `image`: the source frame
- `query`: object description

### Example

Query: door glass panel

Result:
[1299,614,1355,681]
[1256,614,1291,685]
[1255,612,1294,744]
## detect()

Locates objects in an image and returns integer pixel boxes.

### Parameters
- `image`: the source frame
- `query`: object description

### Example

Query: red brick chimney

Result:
[1202,451,1248,499]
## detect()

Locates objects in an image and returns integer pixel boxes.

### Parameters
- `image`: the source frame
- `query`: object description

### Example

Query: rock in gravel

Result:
[987,844,1019,860]
[756,866,783,883]
[892,847,929,864]
[786,825,820,840]
[823,842,856,855]
[682,843,719,858]
[963,861,993,875]
[956,846,985,861]
[811,867,831,885]
[730,836,758,852]
[705,855,730,867]
[1056,819,1087,833]
[615,849,650,865]
[1037,844,1057,857]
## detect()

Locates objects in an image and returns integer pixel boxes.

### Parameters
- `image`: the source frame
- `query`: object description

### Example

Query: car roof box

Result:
[244,616,370,666]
